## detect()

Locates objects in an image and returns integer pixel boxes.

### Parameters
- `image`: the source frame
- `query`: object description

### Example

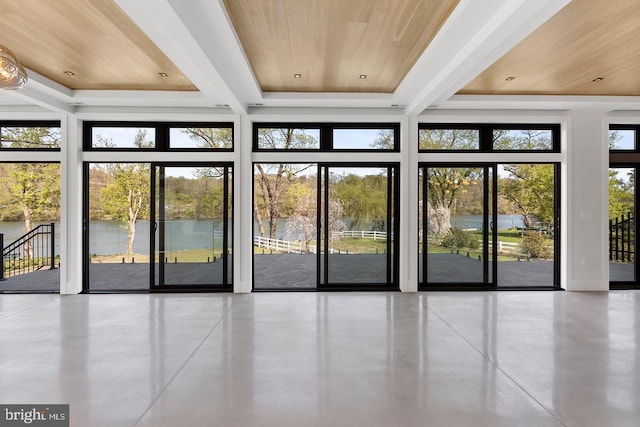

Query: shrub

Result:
[522,232,553,259]
[441,228,479,249]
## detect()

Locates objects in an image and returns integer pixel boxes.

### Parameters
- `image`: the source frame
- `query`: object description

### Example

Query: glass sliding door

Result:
[419,163,560,289]
[252,163,399,290]
[152,164,232,290]
[320,165,398,288]
[253,163,318,290]
[84,162,151,291]
[0,162,61,292]
[608,167,635,284]
[420,165,492,287]
[496,164,558,287]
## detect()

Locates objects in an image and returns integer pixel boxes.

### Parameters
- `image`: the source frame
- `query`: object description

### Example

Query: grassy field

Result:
[90,248,227,263]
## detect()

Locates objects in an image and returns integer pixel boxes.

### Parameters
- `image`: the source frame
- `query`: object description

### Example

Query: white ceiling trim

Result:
[440,94,640,112]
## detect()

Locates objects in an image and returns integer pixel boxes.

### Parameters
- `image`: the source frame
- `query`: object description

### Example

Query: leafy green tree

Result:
[609,168,634,220]
[98,130,152,259]
[0,127,60,257]
[500,164,555,228]
[333,172,387,231]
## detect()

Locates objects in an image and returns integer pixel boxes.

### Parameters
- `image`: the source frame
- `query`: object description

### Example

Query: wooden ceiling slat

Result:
[460,0,640,96]
[223,0,459,93]
[0,0,196,91]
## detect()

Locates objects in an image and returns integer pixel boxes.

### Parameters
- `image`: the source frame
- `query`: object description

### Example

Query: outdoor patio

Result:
[0,252,603,291]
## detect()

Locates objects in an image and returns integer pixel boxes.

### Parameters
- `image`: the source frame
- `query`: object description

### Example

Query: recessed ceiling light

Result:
[359,74,367,79]
[293,73,302,79]
[505,76,516,81]
[592,77,604,82]
[63,70,75,76]
[158,72,168,77]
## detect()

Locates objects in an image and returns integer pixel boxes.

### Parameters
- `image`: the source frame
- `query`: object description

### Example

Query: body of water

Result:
[0,214,527,256]
[451,214,526,230]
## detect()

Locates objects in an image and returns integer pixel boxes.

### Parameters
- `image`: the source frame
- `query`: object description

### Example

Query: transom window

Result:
[419,124,559,152]
[0,121,61,150]
[254,123,399,151]
[84,122,233,151]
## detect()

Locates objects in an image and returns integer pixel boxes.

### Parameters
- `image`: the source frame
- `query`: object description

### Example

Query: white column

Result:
[234,114,252,293]
[401,116,418,292]
[60,114,83,294]
[565,109,609,291]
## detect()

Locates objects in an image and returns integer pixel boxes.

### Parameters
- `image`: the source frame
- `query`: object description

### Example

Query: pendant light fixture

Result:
[0,44,27,90]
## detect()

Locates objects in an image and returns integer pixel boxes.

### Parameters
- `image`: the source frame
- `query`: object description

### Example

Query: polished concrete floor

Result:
[0,291,638,426]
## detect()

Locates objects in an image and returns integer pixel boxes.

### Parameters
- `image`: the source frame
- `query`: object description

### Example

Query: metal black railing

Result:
[609,212,634,263]
[1,223,56,281]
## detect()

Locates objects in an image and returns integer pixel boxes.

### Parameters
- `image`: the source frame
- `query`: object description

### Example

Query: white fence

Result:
[334,230,387,240]
[483,240,522,255]
[254,230,388,254]
[254,236,308,254]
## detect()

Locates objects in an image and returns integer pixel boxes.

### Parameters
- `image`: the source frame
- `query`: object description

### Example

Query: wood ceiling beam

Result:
[114,0,248,114]
[398,0,573,116]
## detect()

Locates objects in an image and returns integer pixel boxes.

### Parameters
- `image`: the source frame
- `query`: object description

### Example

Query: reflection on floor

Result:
[0,291,638,426]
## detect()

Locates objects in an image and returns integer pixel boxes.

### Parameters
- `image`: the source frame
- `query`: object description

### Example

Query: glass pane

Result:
[0,126,60,149]
[419,128,479,150]
[609,167,635,282]
[0,163,60,291]
[326,166,390,285]
[497,164,556,286]
[169,127,233,149]
[609,129,635,150]
[91,127,155,149]
[333,128,395,150]
[87,163,150,291]
[493,129,553,150]
[424,167,484,284]
[253,163,318,289]
[256,128,320,149]
[155,166,230,286]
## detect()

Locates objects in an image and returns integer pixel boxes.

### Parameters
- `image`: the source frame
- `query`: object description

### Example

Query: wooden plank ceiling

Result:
[222,0,459,93]
[460,0,640,96]
[0,0,196,91]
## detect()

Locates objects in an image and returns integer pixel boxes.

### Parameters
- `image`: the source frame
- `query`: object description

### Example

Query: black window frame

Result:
[608,124,640,290]
[83,121,234,152]
[0,120,62,151]
[253,122,400,152]
[418,123,560,153]
[609,124,639,155]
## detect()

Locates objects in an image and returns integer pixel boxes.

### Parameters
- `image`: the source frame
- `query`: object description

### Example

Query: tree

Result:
[419,129,480,235]
[254,128,317,238]
[286,186,346,252]
[609,168,634,220]
[370,129,394,149]
[333,172,387,231]
[500,164,555,228]
[493,129,552,150]
[98,130,152,259]
[0,127,60,258]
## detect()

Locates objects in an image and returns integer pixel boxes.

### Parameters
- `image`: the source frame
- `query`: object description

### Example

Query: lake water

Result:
[452,214,525,230]
[0,214,526,256]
